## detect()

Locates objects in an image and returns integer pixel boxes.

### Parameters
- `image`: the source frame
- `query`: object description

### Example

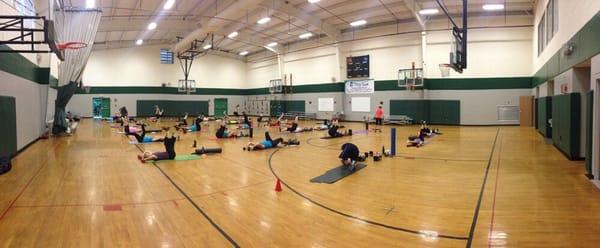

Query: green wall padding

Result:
[536,97,552,138]
[429,100,460,125]
[0,96,17,157]
[269,100,306,116]
[551,93,581,160]
[214,98,228,117]
[390,99,460,125]
[389,100,429,123]
[136,100,209,117]
[585,91,594,176]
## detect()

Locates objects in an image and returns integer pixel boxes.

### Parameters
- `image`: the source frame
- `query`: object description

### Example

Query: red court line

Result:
[0,159,49,221]
[488,135,504,248]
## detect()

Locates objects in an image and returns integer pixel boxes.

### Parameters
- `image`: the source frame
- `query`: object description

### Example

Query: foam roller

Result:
[195,147,222,154]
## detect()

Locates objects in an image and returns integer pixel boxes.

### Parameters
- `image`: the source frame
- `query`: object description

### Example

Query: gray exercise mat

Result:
[310,163,367,184]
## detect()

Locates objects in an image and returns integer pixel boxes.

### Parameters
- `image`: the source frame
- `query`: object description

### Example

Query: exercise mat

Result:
[310,163,367,184]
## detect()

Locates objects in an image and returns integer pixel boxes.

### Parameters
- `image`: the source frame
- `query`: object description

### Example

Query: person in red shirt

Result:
[374,105,384,126]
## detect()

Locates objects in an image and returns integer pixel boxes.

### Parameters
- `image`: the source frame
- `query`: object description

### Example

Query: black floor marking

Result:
[134,144,239,248]
[267,148,468,240]
[465,128,501,248]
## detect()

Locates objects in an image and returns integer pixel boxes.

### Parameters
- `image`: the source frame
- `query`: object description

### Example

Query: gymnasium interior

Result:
[1,0,600,247]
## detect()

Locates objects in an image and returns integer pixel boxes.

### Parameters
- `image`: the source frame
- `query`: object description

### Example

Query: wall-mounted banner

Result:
[345,79,374,94]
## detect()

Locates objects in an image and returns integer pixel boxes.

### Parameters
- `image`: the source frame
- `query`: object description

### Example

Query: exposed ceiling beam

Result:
[173,0,265,53]
[401,0,426,29]
[260,0,340,41]
[98,20,196,32]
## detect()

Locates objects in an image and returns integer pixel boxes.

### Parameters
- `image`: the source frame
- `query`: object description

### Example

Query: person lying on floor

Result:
[328,122,349,138]
[280,117,312,133]
[175,112,189,127]
[125,119,166,143]
[419,122,442,137]
[244,132,299,151]
[137,128,177,162]
[339,143,360,171]
[215,123,240,138]
[407,129,427,148]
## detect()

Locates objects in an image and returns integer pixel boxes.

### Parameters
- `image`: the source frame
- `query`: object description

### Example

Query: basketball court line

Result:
[269,128,501,242]
[0,157,49,222]
[466,128,501,248]
[267,147,469,240]
[133,144,240,248]
[487,134,505,248]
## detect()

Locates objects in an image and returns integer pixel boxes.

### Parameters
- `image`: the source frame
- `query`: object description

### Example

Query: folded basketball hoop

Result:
[58,42,88,51]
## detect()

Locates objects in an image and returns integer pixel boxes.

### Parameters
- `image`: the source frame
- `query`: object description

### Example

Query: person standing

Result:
[375,105,384,126]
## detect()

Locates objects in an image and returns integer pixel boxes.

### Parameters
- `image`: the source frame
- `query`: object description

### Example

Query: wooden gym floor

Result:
[0,119,599,247]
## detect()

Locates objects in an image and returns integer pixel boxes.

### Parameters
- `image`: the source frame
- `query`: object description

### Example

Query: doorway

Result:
[519,96,534,126]
[214,98,228,118]
[92,97,111,118]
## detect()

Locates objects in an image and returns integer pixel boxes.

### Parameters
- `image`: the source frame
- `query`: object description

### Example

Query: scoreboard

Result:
[346,55,370,79]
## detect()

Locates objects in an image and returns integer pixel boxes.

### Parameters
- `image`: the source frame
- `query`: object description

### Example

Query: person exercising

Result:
[137,128,177,162]
[244,132,298,151]
[328,122,346,137]
[339,143,360,171]
[215,123,239,138]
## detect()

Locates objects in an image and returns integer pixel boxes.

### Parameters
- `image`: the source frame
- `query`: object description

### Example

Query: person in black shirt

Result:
[328,123,347,137]
[137,128,177,162]
[215,123,239,138]
[339,143,360,171]
[407,129,427,147]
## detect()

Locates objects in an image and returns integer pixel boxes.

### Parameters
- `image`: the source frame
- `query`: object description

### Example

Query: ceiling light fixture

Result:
[350,20,367,27]
[267,42,278,47]
[418,8,439,15]
[257,17,271,25]
[482,4,504,11]
[203,44,212,50]
[147,22,157,30]
[85,0,95,9]
[308,0,320,3]
[135,39,143,45]
[239,51,249,56]
[163,0,175,10]
[228,31,239,38]
[299,32,313,39]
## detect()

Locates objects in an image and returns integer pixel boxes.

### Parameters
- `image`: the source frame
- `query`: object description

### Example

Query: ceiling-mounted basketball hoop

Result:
[439,63,452,77]
[398,62,423,91]
[58,42,88,50]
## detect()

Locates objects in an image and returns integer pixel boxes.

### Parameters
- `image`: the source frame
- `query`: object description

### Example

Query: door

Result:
[93,97,111,118]
[101,98,111,118]
[214,98,228,117]
[519,96,534,126]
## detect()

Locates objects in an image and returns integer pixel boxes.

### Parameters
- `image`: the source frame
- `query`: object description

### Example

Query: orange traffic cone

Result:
[275,178,282,192]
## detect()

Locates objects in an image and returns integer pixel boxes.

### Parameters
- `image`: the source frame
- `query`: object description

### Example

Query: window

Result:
[552,0,559,36]
[538,14,545,56]
[160,49,174,64]
[537,0,558,56]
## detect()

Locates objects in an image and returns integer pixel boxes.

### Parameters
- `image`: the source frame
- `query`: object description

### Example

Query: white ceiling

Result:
[61,0,535,56]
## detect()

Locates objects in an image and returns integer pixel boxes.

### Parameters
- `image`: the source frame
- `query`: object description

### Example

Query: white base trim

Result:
[592,179,600,190]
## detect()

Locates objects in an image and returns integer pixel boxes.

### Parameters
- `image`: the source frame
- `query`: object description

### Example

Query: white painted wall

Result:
[83,45,247,88]
[430,89,532,125]
[533,0,600,72]
[67,93,246,118]
[0,72,47,150]
[247,19,533,87]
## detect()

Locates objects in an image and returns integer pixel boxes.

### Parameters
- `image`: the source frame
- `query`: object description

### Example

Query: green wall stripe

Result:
[75,86,247,95]
[532,12,600,87]
[78,77,533,95]
[425,77,532,90]
[0,45,50,85]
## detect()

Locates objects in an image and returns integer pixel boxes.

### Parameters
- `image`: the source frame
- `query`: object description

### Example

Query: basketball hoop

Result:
[439,63,452,77]
[58,42,88,51]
